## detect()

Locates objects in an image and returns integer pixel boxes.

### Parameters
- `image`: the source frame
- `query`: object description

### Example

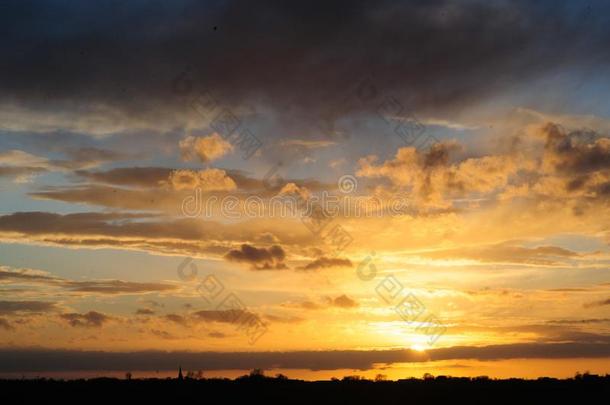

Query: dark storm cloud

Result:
[1,0,609,126]
[1,343,610,372]
[543,124,610,175]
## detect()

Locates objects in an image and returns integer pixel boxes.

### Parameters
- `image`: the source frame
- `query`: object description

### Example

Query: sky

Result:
[0,0,610,380]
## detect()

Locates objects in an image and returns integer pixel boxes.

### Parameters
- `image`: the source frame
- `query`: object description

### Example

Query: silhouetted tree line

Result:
[1,370,609,404]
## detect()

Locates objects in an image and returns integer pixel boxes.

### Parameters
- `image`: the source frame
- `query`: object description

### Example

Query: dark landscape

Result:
[2,372,610,404]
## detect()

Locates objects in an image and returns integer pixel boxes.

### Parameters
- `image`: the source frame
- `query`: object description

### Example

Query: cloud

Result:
[62,147,127,166]
[168,168,237,191]
[356,123,610,212]
[150,329,179,340]
[331,294,359,308]
[179,134,233,163]
[61,280,177,295]
[208,331,228,338]
[0,166,47,183]
[75,167,172,188]
[75,166,258,190]
[0,267,58,283]
[0,318,13,330]
[357,142,521,207]
[542,123,610,175]
[0,265,177,297]
[2,343,610,372]
[279,140,336,149]
[224,244,287,270]
[263,314,302,324]
[420,243,581,266]
[135,308,155,316]
[0,300,57,315]
[282,300,322,310]
[0,211,313,260]
[191,309,256,324]
[299,301,321,310]
[2,1,609,134]
[59,311,110,328]
[0,148,126,183]
[165,314,188,326]
[584,298,610,309]
[300,257,352,270]
[535,123,610,203]
[161,309,271,327]
[0,150,51,183]
[30,166,332,212]
[547,319,610,325]
[0,150,52,168]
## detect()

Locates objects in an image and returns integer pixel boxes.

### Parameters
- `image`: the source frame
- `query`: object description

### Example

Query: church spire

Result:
[178,366,184,380]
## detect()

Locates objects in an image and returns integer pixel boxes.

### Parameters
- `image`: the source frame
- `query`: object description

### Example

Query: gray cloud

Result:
[1,343,610,372]
[300,257,352,271]
[224,244,288,270]
[0,318,12,330]
[164,314,188,326]
[547,319,610,325]
[74,167,172,188]
[0,300,57,315]
[0,211,309,259]
[584,298,610,309]
[59,311,110,328]
[0,166,47,179]
[1,1,609,136]
[0,268,58,283]
[330,294,359,309]
[421,243,581,266]
[61,280,177,295]
[192,309,256,324]
[0,266,177,296]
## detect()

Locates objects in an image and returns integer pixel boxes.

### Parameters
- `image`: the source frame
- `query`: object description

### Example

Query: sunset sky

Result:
[1,0,610,379]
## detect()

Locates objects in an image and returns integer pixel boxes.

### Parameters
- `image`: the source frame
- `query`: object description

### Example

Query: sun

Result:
[410,344,427,352]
